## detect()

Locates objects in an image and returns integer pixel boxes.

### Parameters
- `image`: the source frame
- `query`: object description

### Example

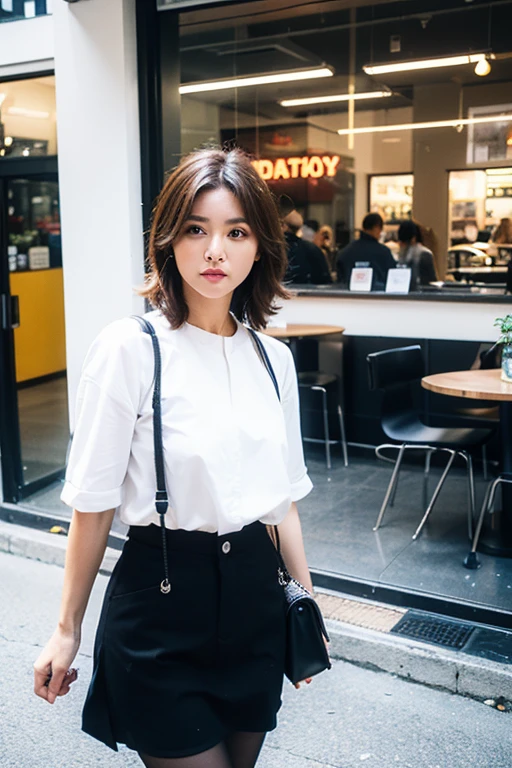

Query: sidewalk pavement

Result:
[1,517,511,709]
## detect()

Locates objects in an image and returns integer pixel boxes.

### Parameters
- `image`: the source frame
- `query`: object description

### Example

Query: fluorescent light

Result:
[363,53,488,76]
[280,91,391,107]
[337,114,512,136]
[7,106,50,119]
[179,67,333,94]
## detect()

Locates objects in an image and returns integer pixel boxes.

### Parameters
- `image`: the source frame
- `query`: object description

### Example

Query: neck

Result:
[183,285,237,336]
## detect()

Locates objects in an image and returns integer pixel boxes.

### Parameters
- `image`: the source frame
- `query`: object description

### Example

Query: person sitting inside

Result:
[397,220,437,288]
[283,210,332,285]
[336,213,395,290]
[492,217,512,245]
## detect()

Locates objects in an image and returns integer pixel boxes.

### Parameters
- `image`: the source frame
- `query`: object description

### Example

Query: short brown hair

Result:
[141,147,290,330]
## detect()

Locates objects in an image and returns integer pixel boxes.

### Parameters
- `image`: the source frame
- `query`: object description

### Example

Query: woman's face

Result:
[173,187,259,303]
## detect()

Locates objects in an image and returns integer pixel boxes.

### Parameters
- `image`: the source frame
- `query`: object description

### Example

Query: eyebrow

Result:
[186,214,249,225]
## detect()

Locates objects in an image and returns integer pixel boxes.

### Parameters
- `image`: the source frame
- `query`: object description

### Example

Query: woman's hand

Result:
[293,636,330,689]
[33,627,81,704]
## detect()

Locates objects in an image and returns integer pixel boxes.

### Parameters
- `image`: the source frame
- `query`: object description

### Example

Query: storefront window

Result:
[0,0,50,22]
[0,75,56,158]
[172,0,512,276]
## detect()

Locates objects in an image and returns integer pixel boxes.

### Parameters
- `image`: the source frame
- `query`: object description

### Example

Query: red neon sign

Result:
[251,155,341,181]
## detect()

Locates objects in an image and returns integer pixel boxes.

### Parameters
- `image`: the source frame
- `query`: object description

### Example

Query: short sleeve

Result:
[277,343,314,501]
[61,319,150,512]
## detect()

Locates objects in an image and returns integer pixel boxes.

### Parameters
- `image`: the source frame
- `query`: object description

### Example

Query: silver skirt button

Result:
[222,541,231,554]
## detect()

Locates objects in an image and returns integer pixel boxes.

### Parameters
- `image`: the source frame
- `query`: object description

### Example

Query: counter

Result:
[276,286,512,343]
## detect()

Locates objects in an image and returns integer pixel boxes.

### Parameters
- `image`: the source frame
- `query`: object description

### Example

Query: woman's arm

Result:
[276,502,313,594]
[33,508,114,704]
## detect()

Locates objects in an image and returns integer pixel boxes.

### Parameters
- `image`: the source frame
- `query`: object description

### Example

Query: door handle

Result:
[1,294,20,330]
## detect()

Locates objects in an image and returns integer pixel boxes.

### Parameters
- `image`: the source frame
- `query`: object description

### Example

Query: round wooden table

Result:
[263,324,345,339]
[263,323,344,361]
[422,369,512,557]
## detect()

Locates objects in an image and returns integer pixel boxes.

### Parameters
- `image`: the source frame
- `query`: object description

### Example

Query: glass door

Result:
[0,160,69,501]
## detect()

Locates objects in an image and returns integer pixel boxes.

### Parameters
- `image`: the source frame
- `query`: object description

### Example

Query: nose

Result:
[204,234,225,262]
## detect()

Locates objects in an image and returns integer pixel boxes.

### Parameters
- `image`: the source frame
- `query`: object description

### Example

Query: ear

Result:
[254,254,261,262]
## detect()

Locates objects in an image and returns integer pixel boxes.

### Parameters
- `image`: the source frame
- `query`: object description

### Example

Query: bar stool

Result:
[297,372,348,470]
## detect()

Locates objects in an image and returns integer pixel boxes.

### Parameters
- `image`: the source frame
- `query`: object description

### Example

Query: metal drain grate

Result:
[390,611,475,650]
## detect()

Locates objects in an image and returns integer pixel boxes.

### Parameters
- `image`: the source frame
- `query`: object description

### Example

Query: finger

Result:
[47,667,67,704]
[33,663,52,700]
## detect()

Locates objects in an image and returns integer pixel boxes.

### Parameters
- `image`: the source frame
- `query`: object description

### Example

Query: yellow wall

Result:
[10,268,66,383]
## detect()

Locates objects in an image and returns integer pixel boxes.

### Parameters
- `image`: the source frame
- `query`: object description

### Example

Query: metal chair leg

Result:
[424,448,433,478]
[464,475,512,569]
[459,451,476,541]
[482,444,488,481]
[389,456,402,508]
[337,404,348,468]
[422,448,434,509]
[314,386,331,470]
[374,444,406,531]
[412,450,456,540]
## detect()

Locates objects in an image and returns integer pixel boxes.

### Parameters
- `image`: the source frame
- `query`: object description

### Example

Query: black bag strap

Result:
[247,328,281,402]
[246,327,289,575]
[132,316,170,594]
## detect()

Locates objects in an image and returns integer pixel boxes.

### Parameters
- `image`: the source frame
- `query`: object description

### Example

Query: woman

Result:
[492,217,512,245]
[33,148,320,768]
[397,219,437,288]
[313,225,336,275]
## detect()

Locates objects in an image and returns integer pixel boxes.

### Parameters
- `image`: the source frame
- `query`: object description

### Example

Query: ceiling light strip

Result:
[363,53,487,76]
[179,67,333,95]
[280,91,392,107]
[337,114,512,136]
[7,106,50,119]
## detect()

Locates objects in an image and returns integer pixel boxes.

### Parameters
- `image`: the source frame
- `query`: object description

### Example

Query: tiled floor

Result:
[21,443,512,614]
[17,377,69,485]
[299,444,512,615]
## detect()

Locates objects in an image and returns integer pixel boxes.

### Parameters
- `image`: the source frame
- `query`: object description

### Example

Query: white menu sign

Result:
[349,267,373,292]
[386,267,411,294]
[29,246,50,270]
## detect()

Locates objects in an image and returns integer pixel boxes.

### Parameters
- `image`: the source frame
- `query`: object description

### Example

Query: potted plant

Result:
[494,314,512,382]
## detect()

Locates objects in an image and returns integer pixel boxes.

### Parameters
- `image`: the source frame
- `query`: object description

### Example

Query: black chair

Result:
[367,345,494,541]
[298,372,348,470]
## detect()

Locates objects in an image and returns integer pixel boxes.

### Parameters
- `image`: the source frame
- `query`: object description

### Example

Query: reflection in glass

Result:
[0,76,56,158]
[7,179,69,485]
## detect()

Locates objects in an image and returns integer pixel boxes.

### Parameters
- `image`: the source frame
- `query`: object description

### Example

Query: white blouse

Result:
[61,311,313,535]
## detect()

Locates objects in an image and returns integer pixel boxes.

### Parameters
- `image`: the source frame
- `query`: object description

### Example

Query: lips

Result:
[201,269,227,283]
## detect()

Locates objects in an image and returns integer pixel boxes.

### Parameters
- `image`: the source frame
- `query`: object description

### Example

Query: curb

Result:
[1,519,511,706]
[325,618,512,705]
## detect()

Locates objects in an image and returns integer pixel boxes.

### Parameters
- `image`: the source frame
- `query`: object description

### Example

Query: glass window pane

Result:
[0,76,57,158]
[0,0,48,21]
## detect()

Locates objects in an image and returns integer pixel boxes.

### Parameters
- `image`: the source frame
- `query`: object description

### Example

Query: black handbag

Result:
[248,329,332,685]
[134,316,331,685]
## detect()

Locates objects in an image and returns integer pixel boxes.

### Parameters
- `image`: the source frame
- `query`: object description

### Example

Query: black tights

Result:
[139,731,266,768]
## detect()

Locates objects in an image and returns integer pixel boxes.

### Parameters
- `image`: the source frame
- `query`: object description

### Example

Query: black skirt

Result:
[82,521,287,758]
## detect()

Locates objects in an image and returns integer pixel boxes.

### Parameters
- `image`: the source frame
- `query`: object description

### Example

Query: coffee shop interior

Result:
[3,0,512,629]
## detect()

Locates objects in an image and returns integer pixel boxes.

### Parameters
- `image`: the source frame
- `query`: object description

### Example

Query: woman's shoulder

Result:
[248,326,296,382]
[92,311,174,350]
[251,326,293,360]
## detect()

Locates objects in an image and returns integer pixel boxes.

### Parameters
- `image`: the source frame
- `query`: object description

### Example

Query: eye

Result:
[186,225,205,235]
[229,228,248,239]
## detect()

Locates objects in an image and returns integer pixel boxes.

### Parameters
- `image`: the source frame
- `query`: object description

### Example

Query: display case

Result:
[369,173,413,248]
[447,167,512,281]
